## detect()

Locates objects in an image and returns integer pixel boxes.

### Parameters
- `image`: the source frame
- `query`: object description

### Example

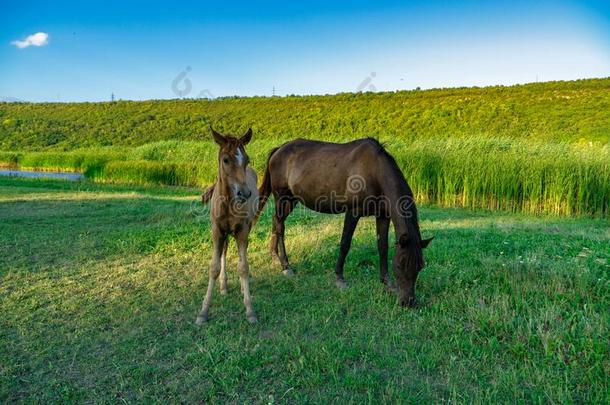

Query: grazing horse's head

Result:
[211,126,253,203]
[393,229,433,308]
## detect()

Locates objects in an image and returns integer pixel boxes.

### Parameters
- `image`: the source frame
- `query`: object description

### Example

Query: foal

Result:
[196,127,258,324]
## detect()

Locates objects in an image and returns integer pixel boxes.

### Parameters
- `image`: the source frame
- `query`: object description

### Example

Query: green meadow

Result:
[0,178,608,402]
[1,78,609,216]
[1,79,609,402]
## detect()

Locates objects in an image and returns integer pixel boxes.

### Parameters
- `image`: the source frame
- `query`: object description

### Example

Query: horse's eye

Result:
[223,157,230,164]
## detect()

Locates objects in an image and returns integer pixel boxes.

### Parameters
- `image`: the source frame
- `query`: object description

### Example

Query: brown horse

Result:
[196,127,259,325]
[255,138,432,307]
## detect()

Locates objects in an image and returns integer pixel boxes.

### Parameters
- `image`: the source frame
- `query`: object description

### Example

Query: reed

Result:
[91,160,208,187]
[394,137,609,216]
[1,137,607,216]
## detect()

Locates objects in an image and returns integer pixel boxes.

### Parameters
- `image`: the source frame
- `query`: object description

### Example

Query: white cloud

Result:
[11,32,49,49]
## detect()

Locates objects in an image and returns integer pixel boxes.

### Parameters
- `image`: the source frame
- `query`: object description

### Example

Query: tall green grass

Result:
[0,151,22,166]
[1,137,607,216]
[393,138,609,216]
[92,160,206,187]
[4,148,127,177]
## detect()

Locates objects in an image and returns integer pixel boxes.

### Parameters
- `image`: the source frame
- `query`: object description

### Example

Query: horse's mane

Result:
[365,137,424,265]
[365,137,411,193]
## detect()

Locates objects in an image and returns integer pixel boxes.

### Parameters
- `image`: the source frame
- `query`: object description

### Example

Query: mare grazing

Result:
[196,127,259,324]
[255,138,432,307]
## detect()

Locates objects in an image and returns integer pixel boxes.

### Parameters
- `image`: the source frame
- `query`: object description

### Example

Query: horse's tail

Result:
[201,183,215,205]
[252,147,279,226]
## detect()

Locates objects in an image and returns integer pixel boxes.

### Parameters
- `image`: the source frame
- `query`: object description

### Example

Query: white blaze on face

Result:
[235,147,244,166]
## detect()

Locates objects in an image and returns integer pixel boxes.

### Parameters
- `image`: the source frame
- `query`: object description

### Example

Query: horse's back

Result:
[273,137,375,155]
[268,138,387,211]
[270,138,381,172]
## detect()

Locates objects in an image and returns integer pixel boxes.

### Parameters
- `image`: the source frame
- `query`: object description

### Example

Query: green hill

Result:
[1,78,609,151]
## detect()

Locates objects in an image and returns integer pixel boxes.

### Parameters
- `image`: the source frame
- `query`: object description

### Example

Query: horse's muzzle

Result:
[236,189,251,202]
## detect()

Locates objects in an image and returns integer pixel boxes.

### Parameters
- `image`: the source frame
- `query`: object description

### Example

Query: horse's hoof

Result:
[195,314,208,326]
[247,314,258,324]
[335,279,349,289]
[283,268,294,276]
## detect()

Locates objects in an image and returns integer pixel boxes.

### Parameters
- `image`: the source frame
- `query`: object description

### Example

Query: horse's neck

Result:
[382,175,412,238]
[389,199,410,238]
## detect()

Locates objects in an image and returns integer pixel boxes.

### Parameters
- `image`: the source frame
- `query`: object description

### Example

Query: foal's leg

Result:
[272,196,297,276]
[196,229,226,325]
[335,212,360,289]
[376,216,395,292]
[219,239,229,295]
[236,230,257,323]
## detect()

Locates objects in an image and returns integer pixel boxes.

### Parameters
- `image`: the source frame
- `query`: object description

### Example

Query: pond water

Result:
[0,169,84,181]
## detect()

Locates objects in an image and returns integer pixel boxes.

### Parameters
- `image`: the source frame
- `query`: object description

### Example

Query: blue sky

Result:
[1,0,609,102]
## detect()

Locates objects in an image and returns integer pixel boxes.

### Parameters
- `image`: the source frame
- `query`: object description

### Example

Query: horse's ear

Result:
[398,234,410,248]
[240,128,253,145]
[210,126,226,146]
[420,237,433,249]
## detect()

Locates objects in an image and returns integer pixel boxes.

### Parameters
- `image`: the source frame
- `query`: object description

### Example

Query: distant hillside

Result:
[1,78,609,151]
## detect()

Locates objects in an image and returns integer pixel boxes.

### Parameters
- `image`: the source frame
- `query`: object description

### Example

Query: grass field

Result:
[1,177,608,403]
